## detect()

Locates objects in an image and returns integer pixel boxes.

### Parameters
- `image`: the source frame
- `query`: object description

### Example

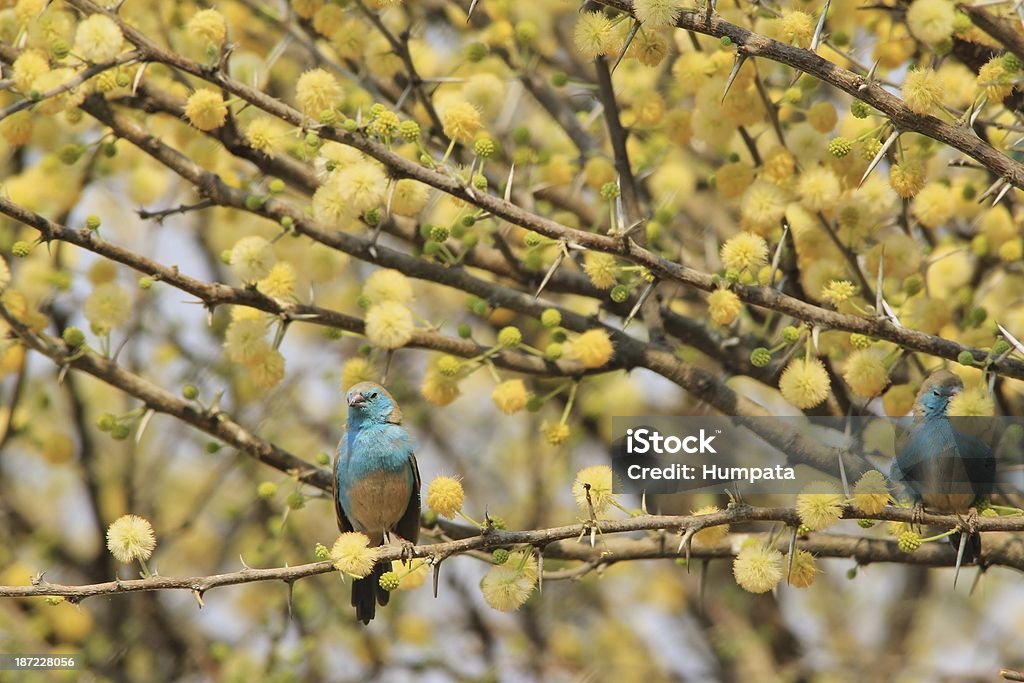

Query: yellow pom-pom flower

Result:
[779,358,831,409]
[779,10,814,47]
[230,236,275,283]
[73,14,123,63]
[245,117,286,156]
[796,166,841,212]
[480,550,537,611]
[331,532,380,578]
[853,470,891,515]
[257,262,296,299]
[787,549,818,588]
[187,8,227,46]
[571,329,614,369]
[224,316,270,364]
[571,465,616,516]
[341,358,375,391]
[633,0,680,30]
[426,475,465,518]
[889,161,926,198]
[542,421,571,446]
[364,301,414,349]
[420,366,461,406]
[12,50,49,93]
[733,542,783,593]
[583,251,618,289]
[248,348,286,389]
[902,68,942,115]
[740,180,788,233]
[796,481,844,530]
[910,182,956,229]
[363,269,413,305]
[106,514,156,564]
[84,282,132,333]
[184,89,228,131]
[442,101,482,144]
[906,0,955,44]
[295,68,341,118]
[820,280,856,307]
[573,11,616,60]
[843,350,890,398]
[492,379,529,415]
[948,385,995,416]
[720,232,769,273]
[708,288,742,325]
[390,179,430,217]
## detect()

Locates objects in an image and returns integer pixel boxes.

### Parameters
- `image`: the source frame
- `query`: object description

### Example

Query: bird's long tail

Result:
[351,560,391,625]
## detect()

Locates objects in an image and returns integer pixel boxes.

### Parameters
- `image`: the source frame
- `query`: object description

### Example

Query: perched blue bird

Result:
[889,370,996,583]
[334,382,420,624]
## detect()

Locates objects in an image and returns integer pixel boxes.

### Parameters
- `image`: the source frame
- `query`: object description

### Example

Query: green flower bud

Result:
[85,215,101,230]
[497,326,522,347]
[138,276,154,290]
[600,182,620,200]
[857,519,875,528]
[430,225,449,242]
[545,342,563,360]
[379,571,401,591]
[182,384,200,400]
[286,491,305,510]
[551,71,569,87]
[399,120,420,143]
[610,285,629,303]
[781,326,802,344]
[111,424,131,440]
[523,231,542,248]
[12,241,32,258]
[257,481,278,499]
[316,452,330,466]
[992,339,1011,356]
[850,100,872,119]
[96,413,117,432]
[473,138,495,159]
[492,548,510,564]
[457,323,472,339]
[750,347,772,367]
[268,178,286,194]
[62,327,86,348]
[364,207,382,226]
[526,396,543,412]
[540,308,561,328]
[897,531,921,553]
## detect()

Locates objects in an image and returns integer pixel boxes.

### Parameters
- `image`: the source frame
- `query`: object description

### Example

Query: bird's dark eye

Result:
[369,392,378,399]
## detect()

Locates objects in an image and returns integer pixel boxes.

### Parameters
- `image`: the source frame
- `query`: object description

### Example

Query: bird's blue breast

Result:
[335,422,415,530]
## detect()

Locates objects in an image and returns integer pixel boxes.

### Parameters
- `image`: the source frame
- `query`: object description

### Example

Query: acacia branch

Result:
[3,504,1023,601]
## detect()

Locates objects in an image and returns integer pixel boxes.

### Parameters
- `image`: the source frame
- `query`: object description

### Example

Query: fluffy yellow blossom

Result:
[187,9,226,46]
[331,532,379,578]
[906,0,955,44]
[884,384,916,417]
[889,161,926,198]
[492,379,529,415]
[807,102,838,134]
[426,476,465,518]
[691,505,728,548]
[948,385,995,416]
[12,50,49,93]
[224,317,270,364]
[572,465,616,516]
[779,358,831,409]
[902,68,942,115]
[248,348,285,388]
[708,288,742,325]
[796,166,842,212]
[341,358,375,391]
[796,481,844,530]
[390,179,430,216]
[480,550,537,611]
[295,68,341,118]
[844,350,890,398]
[364,301,414,349]
[543,421,571,446]
[626,28,669,67]
[573,11,616,60]
[720,232,769,273]
[977,56,1016,102]
[740,180,788,233]
[633,0,679,30]
[733,542,783,593]
[336,161,388,215]
[762,147,796,183]
[442,101,482,144]
[1,111,34,146]
[715,162,755,199]
[106,514,156,564]
[245,117,286,156]
[84,282,132,333]
[184,89,228,131]
[779,10,814,47]
[257,262,296,299]
[363,269,413,305]
[911,182,956,229]
[583,251,618,289]
[853,470,891,515]
[820,280,856,306]
[788,549,818,588]
[73,14,123,63]
[572,329,614,369]
[421,364,461,406]
[230,236,275,283]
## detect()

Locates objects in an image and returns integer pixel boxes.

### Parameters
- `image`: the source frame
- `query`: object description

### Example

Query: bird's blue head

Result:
[346,381,402,426]
[914,370,963,418]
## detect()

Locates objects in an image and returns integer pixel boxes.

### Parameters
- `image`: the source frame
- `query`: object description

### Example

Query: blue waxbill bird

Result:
[889,370,996,586]
[334,382,420,624]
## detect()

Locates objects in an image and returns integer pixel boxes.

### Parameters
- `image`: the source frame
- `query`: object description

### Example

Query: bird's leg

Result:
[397,537,416,565]
[911,500,926,532]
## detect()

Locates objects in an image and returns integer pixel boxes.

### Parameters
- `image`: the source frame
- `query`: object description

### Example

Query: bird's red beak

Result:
[348,392,366,407]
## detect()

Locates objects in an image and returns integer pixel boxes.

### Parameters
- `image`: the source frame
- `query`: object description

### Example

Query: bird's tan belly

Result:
[922,492,974,514]
[348,471,411,543]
